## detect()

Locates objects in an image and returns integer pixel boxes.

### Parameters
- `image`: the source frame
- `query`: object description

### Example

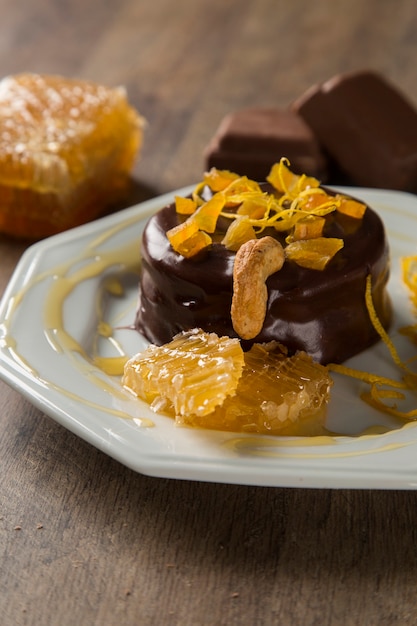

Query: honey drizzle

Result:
[1,213,154,428]
[226,424,417,459]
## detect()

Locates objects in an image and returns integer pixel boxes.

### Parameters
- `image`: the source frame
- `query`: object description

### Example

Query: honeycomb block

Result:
[0,73,145,238]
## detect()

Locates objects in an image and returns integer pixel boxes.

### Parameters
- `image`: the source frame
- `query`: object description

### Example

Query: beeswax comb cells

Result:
[0,73,145,238]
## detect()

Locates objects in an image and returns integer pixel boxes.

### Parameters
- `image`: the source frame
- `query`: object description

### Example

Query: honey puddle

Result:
[1,212,416,456]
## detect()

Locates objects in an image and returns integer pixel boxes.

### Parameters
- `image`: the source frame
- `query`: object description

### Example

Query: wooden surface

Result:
[1,1,417,624]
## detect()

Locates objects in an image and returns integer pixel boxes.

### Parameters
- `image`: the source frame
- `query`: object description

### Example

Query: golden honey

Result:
[123,331,332,436]
[0,73,144,238]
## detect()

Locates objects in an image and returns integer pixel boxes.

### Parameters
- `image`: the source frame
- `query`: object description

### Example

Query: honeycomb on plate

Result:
[0,73,145,238]
[178,341,333,436]
[123,329,245,418]
[123,330,333,437]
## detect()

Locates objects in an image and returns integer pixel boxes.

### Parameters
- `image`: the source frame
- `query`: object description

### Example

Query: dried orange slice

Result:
[123,329,245,418]
[222,215,257,251]
[285,237,344,270]
[203,168,240,191]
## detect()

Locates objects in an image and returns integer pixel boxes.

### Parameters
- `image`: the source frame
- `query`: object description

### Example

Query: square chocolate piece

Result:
[292,70,417,191]
[204,108,328,182]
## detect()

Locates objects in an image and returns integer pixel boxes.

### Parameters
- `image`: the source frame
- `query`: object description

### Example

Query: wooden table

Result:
[2,1,417,624]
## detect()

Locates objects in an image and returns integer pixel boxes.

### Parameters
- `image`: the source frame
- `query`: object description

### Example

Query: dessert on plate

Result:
[135,159,391,366]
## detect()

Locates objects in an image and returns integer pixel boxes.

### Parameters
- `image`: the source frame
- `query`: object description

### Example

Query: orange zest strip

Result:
[361,385,417,420]
[328,362,407,390]
[329,273,417,422]
[365,274,415,375]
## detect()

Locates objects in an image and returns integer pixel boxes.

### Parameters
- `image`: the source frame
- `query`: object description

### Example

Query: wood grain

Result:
[1,0,417,624]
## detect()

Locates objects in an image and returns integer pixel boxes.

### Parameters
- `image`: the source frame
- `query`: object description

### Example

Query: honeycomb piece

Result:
[123,329,245,418]
[124,331,332,436]
[182,342,333,436]
[0,73,144,238]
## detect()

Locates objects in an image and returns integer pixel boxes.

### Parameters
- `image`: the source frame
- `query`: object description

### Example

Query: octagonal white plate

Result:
[1,186,417,489]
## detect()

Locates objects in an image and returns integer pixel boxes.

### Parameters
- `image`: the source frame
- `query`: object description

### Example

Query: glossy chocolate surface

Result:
[293,70,417,191]
[136,188,391,364]
[204,108,328,183]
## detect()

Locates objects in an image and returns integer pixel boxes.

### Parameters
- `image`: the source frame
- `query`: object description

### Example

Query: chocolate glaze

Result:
[204,108,329,183]
[292,70,417,191]
[136,187,391,364]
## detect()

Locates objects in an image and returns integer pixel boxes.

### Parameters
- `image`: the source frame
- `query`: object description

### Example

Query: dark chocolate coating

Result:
[204,108,328,182]
[293,70,417,191]
[136,189,391,364]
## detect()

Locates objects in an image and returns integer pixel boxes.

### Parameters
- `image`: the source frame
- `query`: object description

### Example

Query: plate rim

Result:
[2,185,417,490]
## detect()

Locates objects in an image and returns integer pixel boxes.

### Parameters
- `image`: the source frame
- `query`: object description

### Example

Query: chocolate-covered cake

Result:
[136,163,391,365]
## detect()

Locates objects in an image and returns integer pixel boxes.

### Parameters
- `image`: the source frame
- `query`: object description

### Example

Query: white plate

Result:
[1,186,417,489]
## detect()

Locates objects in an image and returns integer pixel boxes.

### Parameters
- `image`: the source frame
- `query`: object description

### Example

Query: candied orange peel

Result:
[291,216,326,241]
[285,237,344,270]
[221,215,257,251]
[335,195,367,219]
[166,158,364,268]
[175,195,197,215]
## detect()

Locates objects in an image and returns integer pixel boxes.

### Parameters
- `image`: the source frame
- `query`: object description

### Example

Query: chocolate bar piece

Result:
[204,108,328,182]
[292,70,417,191]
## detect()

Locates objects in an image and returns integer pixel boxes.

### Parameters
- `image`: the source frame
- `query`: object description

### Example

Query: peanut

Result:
[231,236,285,340]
